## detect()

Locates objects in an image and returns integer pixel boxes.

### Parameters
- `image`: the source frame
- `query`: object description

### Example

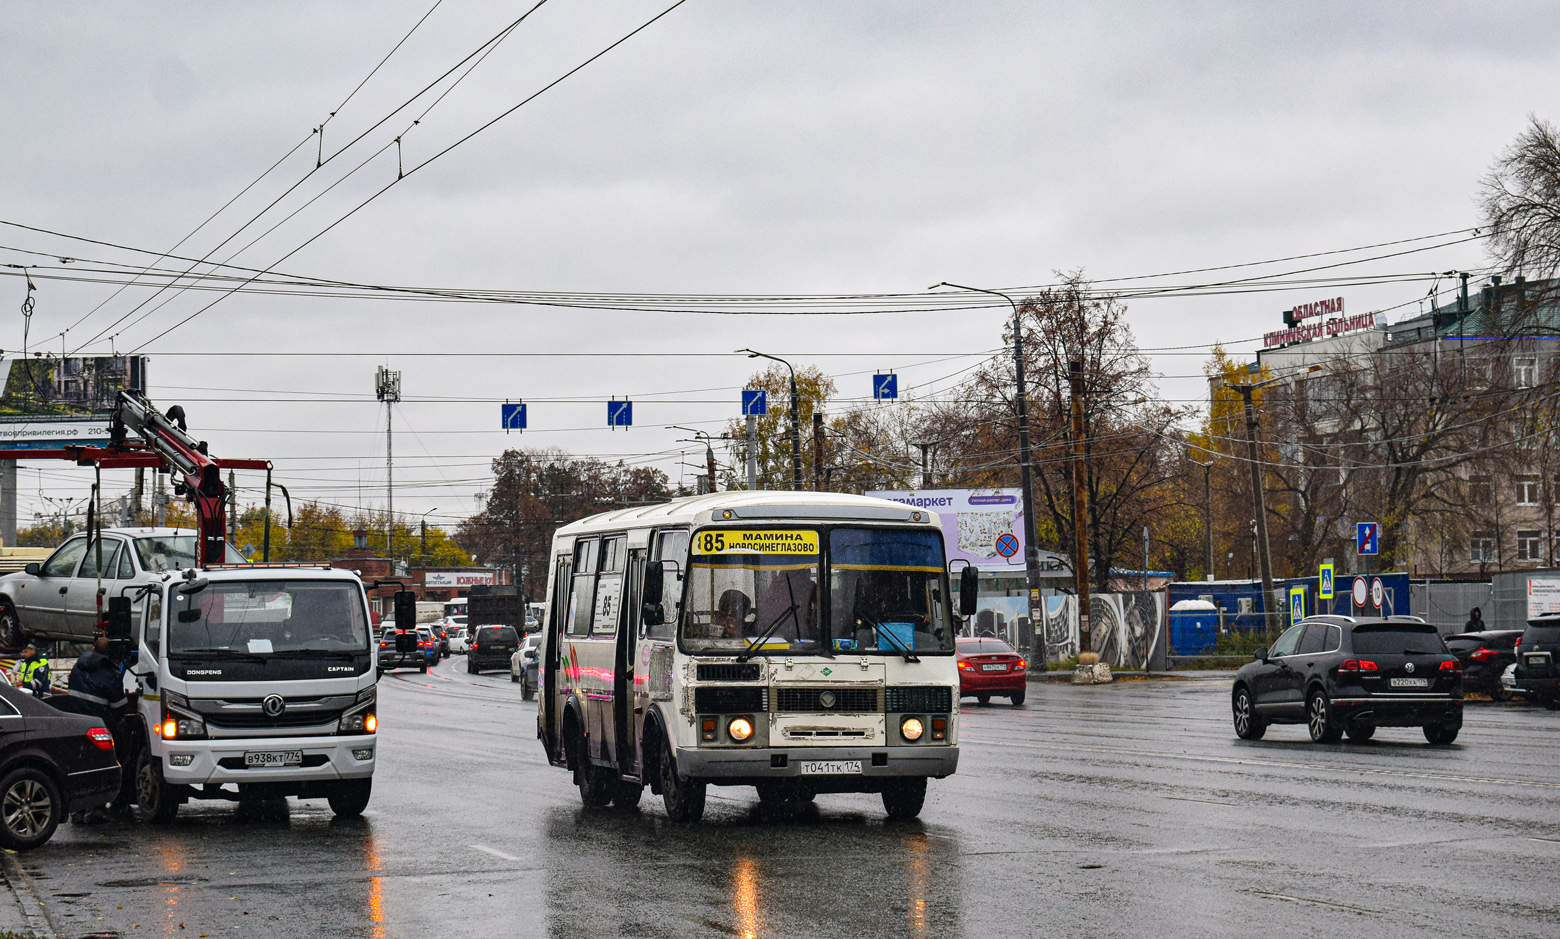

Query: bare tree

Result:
[1483,116,1560,279]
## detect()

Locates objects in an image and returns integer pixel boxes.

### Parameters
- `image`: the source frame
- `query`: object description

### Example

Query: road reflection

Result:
[542,803,964,938]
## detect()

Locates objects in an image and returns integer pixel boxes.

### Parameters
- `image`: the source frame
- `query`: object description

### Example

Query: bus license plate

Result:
[799,760,862,775]
[244,750,303,768]
[1389,678,1428,689]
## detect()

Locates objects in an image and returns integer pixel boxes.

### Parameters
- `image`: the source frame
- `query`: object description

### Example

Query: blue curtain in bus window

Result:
[830,529,942,568]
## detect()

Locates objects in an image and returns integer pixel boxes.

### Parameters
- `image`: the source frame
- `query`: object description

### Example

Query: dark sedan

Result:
[1514,613,1560,709]
[1446,629,1524,700]
[1231,616,1463,745]
[0,684,120,850]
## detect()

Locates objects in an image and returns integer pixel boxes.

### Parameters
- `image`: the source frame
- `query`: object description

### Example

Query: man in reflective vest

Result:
[16,642,49,697]
[67,637,130,824]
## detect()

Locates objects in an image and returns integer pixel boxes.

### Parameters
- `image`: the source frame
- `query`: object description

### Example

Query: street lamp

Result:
[1188,454,1214,581]
[419,508,437,561]
[737,349,803,491]
[929,282,1045,648]
[668,426,719,494]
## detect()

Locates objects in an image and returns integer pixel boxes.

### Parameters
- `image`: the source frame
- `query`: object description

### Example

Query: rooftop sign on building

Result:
[1263,296,1376,348]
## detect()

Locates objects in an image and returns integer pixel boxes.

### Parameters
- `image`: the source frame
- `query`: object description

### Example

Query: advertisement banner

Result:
[867,488,1028,572]
[0,418,113,449]
[424,570,498,589]
[1527,576,1560,619]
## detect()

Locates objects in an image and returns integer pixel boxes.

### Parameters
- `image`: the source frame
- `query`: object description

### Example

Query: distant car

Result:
[0,684,119,850]
[1513,613,1560,710]
[1500,662,1526,701]
[955,637,1027,706]
[435,625,451,659]
[377,628,427,675]
[1446,630,1524,700]
[511,634,540,698]
[416,627,440,667]
[447,625,469,655]
[1232,616,1464,745]
[467,624,520,675]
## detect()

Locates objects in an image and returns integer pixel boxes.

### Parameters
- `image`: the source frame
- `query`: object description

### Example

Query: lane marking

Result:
[470,845,521,861]
[959,735,1560,791]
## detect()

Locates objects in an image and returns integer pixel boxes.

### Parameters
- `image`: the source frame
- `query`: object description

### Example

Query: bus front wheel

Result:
[658,737,705,823]
[881,777,926,821]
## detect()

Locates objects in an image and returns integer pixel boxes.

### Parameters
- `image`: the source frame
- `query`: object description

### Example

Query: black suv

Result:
[1231,616,1464,745]
[1513,613,1560,709]
[467,624,520,675]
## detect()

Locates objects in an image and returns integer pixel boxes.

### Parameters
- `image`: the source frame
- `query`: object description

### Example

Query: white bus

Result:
[537,491,970,822]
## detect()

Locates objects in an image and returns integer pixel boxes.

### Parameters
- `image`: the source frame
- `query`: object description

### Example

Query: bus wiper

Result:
[737,604,800,662]
[860,616,919,663]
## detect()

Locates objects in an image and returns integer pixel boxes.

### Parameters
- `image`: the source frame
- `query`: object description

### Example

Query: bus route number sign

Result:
[694,530,820,555]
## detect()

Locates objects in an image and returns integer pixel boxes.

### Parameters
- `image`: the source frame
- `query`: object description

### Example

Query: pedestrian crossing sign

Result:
[1318,562,1334,600]
[1289,586,1306,626]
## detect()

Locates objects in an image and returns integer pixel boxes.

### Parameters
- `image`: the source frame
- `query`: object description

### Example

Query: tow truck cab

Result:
[131,564,378,821]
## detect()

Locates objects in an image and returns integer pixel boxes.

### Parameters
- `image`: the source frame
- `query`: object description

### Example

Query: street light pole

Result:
[1067,360,1093,657]
[669,426,719,494]
[1226,377,1280,631]
[1189,456,1214,581]
[931,283,1045,646]
[739,350,803,491]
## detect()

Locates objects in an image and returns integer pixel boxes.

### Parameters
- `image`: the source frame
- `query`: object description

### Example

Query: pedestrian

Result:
[66,636,130,824]
[1465,607,1485,633]
[16,642,50,697]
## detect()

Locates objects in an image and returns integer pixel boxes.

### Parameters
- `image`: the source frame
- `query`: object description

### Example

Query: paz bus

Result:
[537,491,973,822]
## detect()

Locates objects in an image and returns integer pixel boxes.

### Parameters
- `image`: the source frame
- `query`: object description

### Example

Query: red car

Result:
[956,638,1027,705]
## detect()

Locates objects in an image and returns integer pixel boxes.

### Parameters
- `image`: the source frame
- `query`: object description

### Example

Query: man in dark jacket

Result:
[1466,607,1486,632]
[67,637,130,823]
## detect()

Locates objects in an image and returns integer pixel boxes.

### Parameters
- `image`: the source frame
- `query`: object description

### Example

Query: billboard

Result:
[1528,576,1560,619]
[424,570,498,589]
[867,488,1034,572]
[0,354,146,448]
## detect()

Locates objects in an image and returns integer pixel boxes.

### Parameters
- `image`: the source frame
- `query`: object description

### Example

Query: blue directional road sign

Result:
[501,402,527,432]
[872,373,898,400]
[607,400,633,428]
[1356,521,1380,556]
[741,389,767,416]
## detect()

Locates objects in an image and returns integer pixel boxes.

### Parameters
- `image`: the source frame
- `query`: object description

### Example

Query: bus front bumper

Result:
[676,745,957,782]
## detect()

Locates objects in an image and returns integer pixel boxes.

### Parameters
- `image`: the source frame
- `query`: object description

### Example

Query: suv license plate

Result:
[799,760,862,775]
[1389,677,1429,689]
[244,750,303,768]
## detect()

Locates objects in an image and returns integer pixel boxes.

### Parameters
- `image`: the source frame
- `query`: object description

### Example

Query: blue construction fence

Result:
[1167,572,1411,656]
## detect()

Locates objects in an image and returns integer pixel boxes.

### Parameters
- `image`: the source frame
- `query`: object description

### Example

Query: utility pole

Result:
[911,442,936,489]
[228,469,238,549]
[739,350,802,491]
[931,283,1045,639]
[812,412,826,491]
[706,439,718,494]
[746,414,758,491]
[1227,376,1280,632]
[1068,360,1093,656]
[1190,456,1214,581]
[377,367,401,559]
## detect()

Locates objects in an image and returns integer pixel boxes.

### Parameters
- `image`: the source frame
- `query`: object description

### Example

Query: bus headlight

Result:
[900,717,925,742]
[727,717,754,742]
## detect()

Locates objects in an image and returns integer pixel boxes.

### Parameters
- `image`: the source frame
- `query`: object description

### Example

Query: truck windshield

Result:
[168,580,370,655]
[683,529,821,654]
[830,528,953,653]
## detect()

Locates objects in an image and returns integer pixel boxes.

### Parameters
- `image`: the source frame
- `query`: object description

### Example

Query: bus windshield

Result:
[830,528,952,653]
[168,580,371,656]
[683,529,821,654]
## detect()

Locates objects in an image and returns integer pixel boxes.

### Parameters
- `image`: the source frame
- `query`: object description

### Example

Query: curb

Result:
[0,849,55,937]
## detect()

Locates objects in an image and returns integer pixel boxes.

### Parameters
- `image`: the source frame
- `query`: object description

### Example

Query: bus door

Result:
[614,548,645,777]
[541,553,571,764]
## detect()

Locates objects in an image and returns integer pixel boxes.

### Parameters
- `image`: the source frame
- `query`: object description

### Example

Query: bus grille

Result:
[885,686,953,713]
[774,687,882,713]
[696,663,761,682]
[694,686,767,713]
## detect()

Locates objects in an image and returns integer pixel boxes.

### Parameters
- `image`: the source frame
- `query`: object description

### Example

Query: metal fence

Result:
[1411,580,1493,634]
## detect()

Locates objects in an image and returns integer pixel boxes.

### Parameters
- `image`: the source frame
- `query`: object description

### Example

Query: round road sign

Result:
[1371,577,1384,609]
[995,533,1020,559]
[1351,576,1368,607]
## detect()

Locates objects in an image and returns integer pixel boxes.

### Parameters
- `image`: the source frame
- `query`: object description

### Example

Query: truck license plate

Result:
[799,760,862,775]
[244,750,303,768]
[1389,678,1429,689]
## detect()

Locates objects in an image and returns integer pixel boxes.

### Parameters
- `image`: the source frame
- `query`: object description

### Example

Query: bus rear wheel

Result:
[658,735,705,823]
[572,723,614,808]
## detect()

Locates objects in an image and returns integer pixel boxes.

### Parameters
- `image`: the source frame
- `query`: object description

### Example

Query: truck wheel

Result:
[135,749,181,824]
[328,778,372,817]
[881,777,927,821]
[0,600,23,651]
[0,767,61,851]
[658,734,705,823]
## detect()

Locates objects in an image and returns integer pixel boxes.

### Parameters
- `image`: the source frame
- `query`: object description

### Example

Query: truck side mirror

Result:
[393,590,418,631]
[959,566,979,618]
[106,596,134,641]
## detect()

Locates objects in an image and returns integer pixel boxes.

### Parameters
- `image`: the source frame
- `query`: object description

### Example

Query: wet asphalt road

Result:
[23,666,1560,939]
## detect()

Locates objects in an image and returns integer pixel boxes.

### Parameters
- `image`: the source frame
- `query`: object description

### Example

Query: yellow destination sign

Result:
[693,529,819,555]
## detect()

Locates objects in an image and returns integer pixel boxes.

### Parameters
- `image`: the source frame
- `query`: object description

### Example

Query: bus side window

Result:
[567,539,598,637]
[592,536,626,637]
[645,530,688,640]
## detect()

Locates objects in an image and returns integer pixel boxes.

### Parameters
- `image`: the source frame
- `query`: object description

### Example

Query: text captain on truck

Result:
[538,491,968,822]
[126,563,381,821]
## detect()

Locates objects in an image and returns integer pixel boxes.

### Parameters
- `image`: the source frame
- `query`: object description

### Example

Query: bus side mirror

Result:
[959,566,979,618]
[643,562,664,606]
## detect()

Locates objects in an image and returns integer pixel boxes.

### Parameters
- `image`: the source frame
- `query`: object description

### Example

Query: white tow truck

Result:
[127,563,380,821]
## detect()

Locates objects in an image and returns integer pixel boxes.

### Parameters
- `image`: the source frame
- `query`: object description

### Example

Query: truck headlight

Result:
[162,694,207,740]
[339,698,377,735]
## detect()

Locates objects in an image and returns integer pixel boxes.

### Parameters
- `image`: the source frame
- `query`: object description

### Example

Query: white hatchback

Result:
[447,623,469,654]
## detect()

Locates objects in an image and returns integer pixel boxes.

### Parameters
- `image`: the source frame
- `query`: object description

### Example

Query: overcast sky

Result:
[1,1,1552,534]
